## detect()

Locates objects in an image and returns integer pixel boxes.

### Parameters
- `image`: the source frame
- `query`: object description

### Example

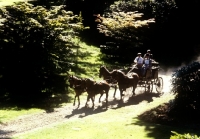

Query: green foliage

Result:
[0,2,85,101]
[95,0,178,64]
[96,0,176,63]
[97,11,154,44]
[170,131,200,139]
[170,62,200,118]
[96,1,155,63]
[68,42,104,79]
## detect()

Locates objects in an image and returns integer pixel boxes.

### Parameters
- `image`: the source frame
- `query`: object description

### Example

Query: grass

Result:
[70,42,104,79]
[14,116,152,139]
[12,93,200,139]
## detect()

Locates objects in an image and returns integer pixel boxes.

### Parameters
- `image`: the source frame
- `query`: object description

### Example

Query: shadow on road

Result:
[111,92,161,109]
[65,89,161,119]
[65,105,107,119]
[0,129,13,139]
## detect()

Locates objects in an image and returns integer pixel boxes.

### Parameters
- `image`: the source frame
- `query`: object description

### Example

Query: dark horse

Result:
[99,66,118,98]
[82,78,110,109]
[68,75,85,108]
[111,70,139,100]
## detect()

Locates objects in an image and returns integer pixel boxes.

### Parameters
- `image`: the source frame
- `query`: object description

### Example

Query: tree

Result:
[95,0,180,65]
[95,1,155,63]
[0,2,85,101]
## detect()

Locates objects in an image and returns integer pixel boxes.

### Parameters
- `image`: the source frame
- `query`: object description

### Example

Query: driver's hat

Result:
[137,52,141,55]
[147,49,151,52]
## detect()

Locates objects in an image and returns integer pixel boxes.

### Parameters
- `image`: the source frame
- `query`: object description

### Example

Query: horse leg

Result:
[99,93,103,103]
[105,92,108,109]
[77,95,80,108]
[91,95,95,109]
[73,95,77,106]
[113,85,117,98]
[119,88,123,100]
[132,86,136,96]
[132,83,136,96]
[85,94,90,107]
[132,79,139,97]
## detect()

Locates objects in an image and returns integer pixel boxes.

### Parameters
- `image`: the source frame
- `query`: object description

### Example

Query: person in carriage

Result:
[142,53,152,77]
[143,49,158,66]
[143,49,152,59]
[129,50,159,77]
[132,52,143,76]
[142,50,159,78]
[133,52,143,68]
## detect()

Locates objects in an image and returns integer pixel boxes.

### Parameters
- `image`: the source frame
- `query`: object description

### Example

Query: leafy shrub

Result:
[170,131,200,139]
[170,62,200,119]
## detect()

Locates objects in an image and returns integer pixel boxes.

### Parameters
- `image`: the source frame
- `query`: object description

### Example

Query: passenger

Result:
[142,53,152,77]
[143,49,153,59]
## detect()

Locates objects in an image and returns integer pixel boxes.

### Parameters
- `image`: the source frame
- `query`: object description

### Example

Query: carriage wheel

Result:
[155,77,163,94]
[145,79,153,93]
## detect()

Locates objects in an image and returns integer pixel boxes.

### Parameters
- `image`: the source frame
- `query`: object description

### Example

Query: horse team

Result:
[68,66,139,109]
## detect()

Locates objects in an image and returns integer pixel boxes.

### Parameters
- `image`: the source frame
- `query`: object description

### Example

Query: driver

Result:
[133,52,143,69]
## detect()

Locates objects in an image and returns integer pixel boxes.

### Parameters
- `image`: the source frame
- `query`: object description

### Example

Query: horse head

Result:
[68,75,74,88]
[68,75,82,88]
[99,65,104,78]
[99,65,108,78]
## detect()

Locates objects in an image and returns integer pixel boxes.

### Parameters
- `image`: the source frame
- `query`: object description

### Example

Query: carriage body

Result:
[135,61,163,94]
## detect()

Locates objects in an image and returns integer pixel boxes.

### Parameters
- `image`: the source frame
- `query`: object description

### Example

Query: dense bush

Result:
[170,62,200,119]
[0,2,85,101]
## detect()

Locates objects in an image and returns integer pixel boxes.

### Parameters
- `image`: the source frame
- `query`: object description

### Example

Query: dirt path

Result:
[0,74,174,138]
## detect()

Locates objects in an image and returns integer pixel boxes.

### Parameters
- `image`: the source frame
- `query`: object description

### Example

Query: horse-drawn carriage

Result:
[69,61,163,109]
[128,61,163,94]
[99,60,164,99]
